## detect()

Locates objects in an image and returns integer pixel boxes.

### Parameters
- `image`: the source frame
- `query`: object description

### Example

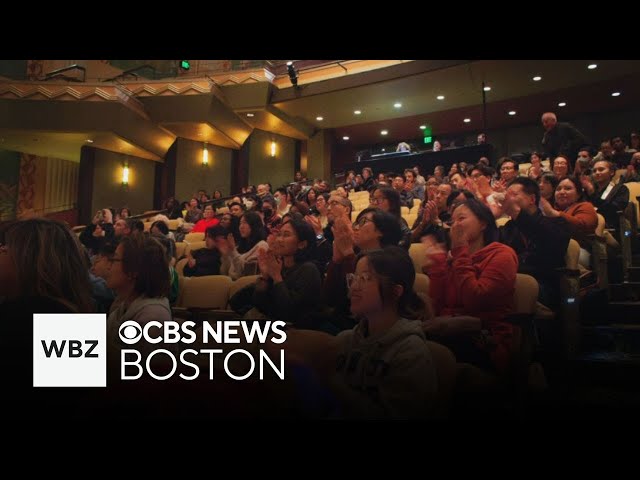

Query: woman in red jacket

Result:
[539,175,597,267]
[423,198,518,373]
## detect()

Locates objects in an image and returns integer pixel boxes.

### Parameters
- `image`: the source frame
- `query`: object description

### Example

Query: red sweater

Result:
[426,242,518,372]
[557,201,597,248]
[192,217,220,233]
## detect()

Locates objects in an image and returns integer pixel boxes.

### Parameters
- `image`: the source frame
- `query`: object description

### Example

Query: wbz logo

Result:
[33,314,107,387]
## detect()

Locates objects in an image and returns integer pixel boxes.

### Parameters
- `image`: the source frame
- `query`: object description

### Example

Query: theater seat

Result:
[177,275,232,310]
[409,243,427,274]
[185,241,206,256]
[184,232,205,243]
[175,242,187,259]
[227,275,260,308]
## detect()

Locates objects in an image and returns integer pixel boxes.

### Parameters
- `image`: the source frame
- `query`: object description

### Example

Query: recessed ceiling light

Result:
[611,92,621,97]
[533,76,542,81]
[85,139,94,143]
[354,110,361,115]
[558,102,567,107]
[381,130,388,135]
[463,118,471,123]
[394,102,402,108]
[342,136,350,141]
[419,125,426,130]
[436,95,445,100]
[286,61,293,66]
[316,116,324,121]
[588,64,597,70]
[508,111,517,116]
[246,113,254,117]
[483,86,491,92]
[381,149,386,152]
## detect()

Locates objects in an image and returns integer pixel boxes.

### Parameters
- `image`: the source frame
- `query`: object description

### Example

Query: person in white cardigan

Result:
[218,211,269,279]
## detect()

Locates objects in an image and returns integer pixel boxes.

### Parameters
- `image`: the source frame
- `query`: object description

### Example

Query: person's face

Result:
[214,191,222,199]
[555,178,579,210]
[230,205,243,217]
[538,179,554,200]
[189,199,198,208]
[220,214,232,228]
[449,164,458,175]
[315,195,326,211]
[435,184,452,211]
[593,161,613,185]
[426,177,438,188]
[294,172,302,181]
[553,157,569,177]
[631,135,640,149]
[413,167,420,175]
[151,225,163,236]
[434,167,444,178]
[479,157,489,166]
[601,142,613,157]
[348,257,384,317]
[262,202,274,218]
[307,189,316,202]
[392,177,404,190]
[370,190,390,212]
[451,204,486,245]
[506,184,535,210]
[114,219,128,237]
[327,195,348,222]
[362,169,371,179]
[205,233,217,250]
[470,169,483,180]
[612,137,625,152]
[450,173,464,189]
[91,253,111,280]
[353,213,379,250]
[236,216,250,238]
[378,173,386,182]
[500,161,517,181]
[577,151,590,163]
[275,222,304,257]
[542,114,556,131]
[531,154,541,166]
[105,244,129,291]
[203,205,214,219]
[405,171,415,183]
[257,185,267,197]
[459,162,467,172]
[336,187,347,198]
[120,209,129,219]
[0,243,18,298]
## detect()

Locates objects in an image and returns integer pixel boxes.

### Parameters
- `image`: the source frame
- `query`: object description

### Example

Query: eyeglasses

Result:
[346,272,376,289]
[353,217,374,229]
[328,200,345,207]
[369,197,384,205]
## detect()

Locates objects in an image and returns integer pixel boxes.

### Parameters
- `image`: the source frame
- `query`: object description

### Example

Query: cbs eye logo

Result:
[118,321,142,345]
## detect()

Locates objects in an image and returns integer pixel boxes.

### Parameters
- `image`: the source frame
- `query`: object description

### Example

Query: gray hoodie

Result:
[107,296,172,353]
[331,317,437,419]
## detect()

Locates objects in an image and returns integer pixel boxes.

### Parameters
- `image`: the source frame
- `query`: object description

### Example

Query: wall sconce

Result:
[122,162,130,186]
[270,140,277,158]
[202,143,209,166]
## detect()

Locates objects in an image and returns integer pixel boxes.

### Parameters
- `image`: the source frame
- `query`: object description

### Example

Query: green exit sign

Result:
[424,136,433,144]
[180,60,190,70]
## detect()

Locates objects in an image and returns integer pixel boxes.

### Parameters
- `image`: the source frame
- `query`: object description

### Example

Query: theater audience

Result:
[370,186,411,248]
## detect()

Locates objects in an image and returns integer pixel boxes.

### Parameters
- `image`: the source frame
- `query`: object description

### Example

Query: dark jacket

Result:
[587,182,630,233]
[183,248,221,277]
[251,261,323,326]
[542,122,590,166]
[499,209,570,307]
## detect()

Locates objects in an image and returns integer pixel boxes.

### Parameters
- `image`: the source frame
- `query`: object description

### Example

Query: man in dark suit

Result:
[541,112,590,167]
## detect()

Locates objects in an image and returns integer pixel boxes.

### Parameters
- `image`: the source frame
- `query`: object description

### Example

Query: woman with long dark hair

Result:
[218,211,268,279]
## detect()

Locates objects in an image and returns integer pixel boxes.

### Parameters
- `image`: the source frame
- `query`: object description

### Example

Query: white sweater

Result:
[221,240,269,280]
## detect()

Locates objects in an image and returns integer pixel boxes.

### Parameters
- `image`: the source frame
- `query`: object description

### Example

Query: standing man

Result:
[541,112,590,168]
